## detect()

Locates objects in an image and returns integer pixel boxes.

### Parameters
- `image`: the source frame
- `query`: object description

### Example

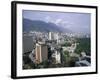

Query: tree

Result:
[64,51,69,57]
[39,60,49,68]
[68,57,77,67]
[61,42,71,47]
[75,38,90,55]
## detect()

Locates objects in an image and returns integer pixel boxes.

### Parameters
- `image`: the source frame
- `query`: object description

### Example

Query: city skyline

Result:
[23,10,91,69]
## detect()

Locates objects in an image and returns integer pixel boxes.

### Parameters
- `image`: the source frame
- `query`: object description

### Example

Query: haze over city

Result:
[23,10,91,34]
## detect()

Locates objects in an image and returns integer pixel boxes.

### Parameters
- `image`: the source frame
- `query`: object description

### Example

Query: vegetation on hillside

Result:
[75,38,91,55]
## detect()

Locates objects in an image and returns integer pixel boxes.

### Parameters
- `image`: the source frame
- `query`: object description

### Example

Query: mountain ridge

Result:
[23,18,72,33]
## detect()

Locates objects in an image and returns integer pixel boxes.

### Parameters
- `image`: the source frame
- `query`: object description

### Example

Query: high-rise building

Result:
[49,32,59,42]
[49,32,54,40]
[54,33,59,44]
[35,42,48,64]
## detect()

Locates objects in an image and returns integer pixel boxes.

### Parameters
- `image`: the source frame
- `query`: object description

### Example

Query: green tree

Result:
[61,42,71,47]
[64,51,69,57]
[75,38,90,55]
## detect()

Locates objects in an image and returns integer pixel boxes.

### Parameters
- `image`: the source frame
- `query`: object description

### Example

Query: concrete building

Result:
[54,33,60,44]
[49,32,59,41]
[49,32,54,40]
[55,51,61,64]
[35,42,48,64]
[81,52,86,57]
[52,50,61,64]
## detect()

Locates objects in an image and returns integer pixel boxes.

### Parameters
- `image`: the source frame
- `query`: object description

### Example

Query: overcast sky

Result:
[23,10,91,34]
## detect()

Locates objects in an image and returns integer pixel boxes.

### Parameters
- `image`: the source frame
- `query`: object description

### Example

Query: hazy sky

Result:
[23,10,91,34]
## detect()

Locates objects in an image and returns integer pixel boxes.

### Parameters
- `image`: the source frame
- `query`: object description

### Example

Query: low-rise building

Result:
[52,50,61,64]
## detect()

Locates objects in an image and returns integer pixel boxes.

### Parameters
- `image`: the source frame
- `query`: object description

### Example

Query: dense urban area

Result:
[23,31,91,69]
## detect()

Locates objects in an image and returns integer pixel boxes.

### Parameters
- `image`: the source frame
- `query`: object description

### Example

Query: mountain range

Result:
[23,18,72,33]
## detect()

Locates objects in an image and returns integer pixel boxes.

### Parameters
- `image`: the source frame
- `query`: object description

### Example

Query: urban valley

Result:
[23,31,91,69]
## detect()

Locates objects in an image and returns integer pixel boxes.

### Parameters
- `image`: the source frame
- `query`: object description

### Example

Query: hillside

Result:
[23,18,72,33]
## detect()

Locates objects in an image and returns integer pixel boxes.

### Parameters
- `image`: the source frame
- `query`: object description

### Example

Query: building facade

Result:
[35,42,48,64]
